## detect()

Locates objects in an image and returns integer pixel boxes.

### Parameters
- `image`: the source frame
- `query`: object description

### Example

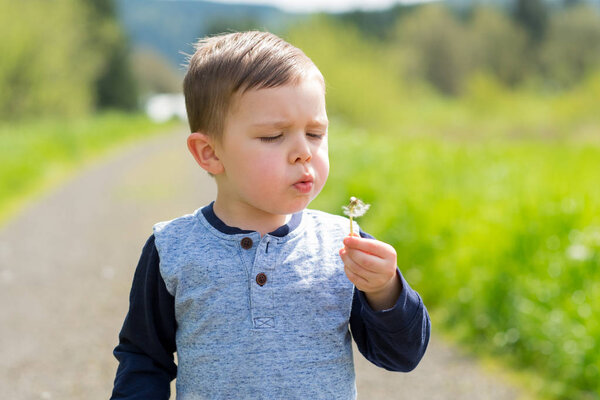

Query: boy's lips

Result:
[293,175,314,194]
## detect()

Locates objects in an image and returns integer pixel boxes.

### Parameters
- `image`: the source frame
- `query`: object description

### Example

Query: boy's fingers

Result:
[343,264,369,288]
[344,247,384,273]
[342,236,395,260]
[342,254,390,292]
[340,248,379,280]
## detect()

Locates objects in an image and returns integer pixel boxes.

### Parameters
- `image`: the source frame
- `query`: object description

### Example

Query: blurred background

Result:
[1,0,599,399]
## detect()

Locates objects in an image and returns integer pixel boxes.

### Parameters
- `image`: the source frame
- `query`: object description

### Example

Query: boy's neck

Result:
[212,198,292,237]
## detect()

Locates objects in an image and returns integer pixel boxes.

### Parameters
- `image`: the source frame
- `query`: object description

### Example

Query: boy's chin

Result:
[290,197,317,213]
[271,200,312,216]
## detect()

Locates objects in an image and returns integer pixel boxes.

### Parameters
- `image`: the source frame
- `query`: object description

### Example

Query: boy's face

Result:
[213,73,329,222]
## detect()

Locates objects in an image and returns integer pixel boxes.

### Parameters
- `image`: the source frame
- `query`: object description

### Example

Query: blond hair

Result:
[183,31,321,139]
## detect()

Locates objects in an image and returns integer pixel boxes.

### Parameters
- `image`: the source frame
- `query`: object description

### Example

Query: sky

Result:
[207,0,435,13]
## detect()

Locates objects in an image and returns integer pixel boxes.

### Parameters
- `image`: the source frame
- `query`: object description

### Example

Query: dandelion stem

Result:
[343,196,369,236]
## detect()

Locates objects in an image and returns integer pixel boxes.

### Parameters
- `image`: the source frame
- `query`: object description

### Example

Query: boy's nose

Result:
[289,137,312,164]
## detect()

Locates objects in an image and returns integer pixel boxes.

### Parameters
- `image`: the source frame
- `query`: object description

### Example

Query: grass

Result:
[3,15,599,396]
[289,20,600,396]
[0,112,178,225]
[314,122,600,399]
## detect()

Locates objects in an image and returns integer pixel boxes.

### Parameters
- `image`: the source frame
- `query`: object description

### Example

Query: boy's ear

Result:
[187,132,224,175]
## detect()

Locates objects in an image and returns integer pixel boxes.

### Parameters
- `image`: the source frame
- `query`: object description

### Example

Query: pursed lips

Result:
[293,174,314,193]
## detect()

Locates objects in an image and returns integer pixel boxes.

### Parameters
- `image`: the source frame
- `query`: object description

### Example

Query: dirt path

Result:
[0,128,523,399]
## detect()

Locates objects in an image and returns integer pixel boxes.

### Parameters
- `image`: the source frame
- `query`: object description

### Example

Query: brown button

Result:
[256,273,267,286]
[240,237,253,249]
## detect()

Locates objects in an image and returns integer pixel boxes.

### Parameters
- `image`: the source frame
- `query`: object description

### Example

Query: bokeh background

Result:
[1,0,599,399]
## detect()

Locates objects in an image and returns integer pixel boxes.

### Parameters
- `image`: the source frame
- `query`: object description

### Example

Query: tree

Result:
[513,0,549,44]
[85,0,139,110]
[0,0,101,119]
[286,16,409,130]
[563,0,584,7]
[540,5,600,88]
[469,6,529,86]
[0,0,139,119]
[394,4,472,95]
[131,48,183,96]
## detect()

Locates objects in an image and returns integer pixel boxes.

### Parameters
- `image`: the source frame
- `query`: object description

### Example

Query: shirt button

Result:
[256,273,267,286]
[240,237,253,249]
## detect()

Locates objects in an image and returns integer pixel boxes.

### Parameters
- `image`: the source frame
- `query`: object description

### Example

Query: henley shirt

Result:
[111,203,430,399]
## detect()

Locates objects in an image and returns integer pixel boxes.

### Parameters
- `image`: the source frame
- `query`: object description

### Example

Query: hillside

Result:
[116,0,600,71]
[115,0,302,68]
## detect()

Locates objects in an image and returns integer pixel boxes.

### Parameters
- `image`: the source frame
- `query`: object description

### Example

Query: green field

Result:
[1,13,599,399]
[314,125,599,399]
[289,18,600,399]
[0,113,175,225]
[3,111,597,399]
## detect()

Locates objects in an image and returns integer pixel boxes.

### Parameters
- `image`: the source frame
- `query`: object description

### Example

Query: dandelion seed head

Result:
[342,196,370,218]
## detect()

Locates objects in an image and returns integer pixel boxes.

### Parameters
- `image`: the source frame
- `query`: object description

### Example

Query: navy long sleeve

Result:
[111,231,430,398]
[111,236,177,400]
[349,230,430,372]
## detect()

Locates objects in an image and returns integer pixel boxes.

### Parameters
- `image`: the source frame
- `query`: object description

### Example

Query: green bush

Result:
[290,16,600,399]
[0,0,100,119]
[314,126,600,400]
[0,0,139,120]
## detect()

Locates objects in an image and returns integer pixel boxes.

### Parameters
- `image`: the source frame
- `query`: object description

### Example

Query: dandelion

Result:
[342,196,370,236]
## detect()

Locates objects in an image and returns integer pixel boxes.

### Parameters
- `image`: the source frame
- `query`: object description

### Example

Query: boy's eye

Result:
[259,134,283,142]
[307,133,325,140]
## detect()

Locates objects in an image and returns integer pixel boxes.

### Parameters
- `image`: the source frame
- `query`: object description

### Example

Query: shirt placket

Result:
[249,236,277,329]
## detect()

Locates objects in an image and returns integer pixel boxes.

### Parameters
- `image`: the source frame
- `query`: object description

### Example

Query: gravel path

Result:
[0,129,524,399]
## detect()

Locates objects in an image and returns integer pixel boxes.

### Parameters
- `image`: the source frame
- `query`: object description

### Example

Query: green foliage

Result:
[513,0,550,43]
[0,113,174,224]
[469,7,529,86]
[394,4,471,95]
[82,0,139,110]
[384,2,600,94]
[0,0,139,120]
[131,48,183,96]
[291,16,600,398]
[94,40,139,110]
[2,5,599,396]
[539,4,600,89]
[333,5,417,40]
[316,128,600,399]
[0,0,101,119]
[286,16,414,132]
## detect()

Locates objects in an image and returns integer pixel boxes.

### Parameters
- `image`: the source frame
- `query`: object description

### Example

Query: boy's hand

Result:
[339,235,402,311]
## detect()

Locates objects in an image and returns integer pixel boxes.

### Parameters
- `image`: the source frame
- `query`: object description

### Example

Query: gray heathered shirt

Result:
[153,208,359,399]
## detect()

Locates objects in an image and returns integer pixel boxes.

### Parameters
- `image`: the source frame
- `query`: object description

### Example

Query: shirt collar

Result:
[201,202,302,238]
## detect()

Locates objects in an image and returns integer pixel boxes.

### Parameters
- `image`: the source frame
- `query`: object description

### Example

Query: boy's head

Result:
[184,31,329,232]
[183,31,323,140]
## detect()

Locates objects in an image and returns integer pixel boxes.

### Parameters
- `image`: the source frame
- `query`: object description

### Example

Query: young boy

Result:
[111,31,430,399]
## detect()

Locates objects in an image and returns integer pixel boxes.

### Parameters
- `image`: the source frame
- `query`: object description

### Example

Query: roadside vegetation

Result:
[292,10,600,399]
[0,114,175,224]
[2,0,599,397]
[0,0,176,224]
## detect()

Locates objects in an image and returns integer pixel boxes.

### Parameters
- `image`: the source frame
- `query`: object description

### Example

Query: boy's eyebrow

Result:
[250,119,329,129]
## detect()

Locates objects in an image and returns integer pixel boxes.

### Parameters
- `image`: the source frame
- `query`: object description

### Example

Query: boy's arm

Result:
[347,230,431,372]
[111,235,177,400]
